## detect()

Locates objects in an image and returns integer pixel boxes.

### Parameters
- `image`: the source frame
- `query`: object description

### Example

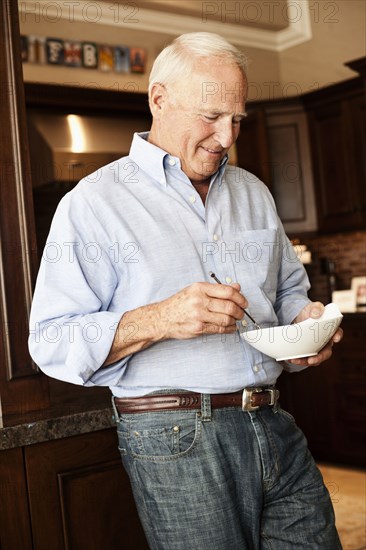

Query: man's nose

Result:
[214,121,237,149]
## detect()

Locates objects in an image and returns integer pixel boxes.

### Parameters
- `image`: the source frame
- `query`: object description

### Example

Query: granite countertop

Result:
[0,388,117,451]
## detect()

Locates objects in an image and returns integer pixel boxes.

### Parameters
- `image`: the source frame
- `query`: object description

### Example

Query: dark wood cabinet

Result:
[0,0,50,418]
[0,447,33,550]
[303,77,366,233]
[277,314,366,466]
[236,109,272,186]
[238,67,365,236]
[265,102,318,234]
[237,100,318,235]
[331,314,366,464]
[0,429,149,550]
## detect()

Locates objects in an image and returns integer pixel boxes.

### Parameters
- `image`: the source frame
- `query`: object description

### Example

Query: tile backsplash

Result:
[299,231,366,304]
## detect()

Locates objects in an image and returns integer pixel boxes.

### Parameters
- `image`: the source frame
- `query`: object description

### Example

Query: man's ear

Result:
[149,83,167,117]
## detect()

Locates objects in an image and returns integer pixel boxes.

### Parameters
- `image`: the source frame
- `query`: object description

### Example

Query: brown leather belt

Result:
[114,387,279,414]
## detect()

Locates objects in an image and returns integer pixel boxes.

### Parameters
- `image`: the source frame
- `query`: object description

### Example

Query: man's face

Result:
[149,57,247,184]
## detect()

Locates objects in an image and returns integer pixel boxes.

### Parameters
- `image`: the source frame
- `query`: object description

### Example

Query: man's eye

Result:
[203,115,218,121]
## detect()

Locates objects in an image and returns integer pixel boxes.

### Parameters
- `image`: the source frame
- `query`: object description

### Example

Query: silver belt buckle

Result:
[242,387,279,412]
[242,387,261,411]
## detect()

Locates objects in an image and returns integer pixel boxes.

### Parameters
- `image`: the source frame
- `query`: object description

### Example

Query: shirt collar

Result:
[129,132,168,186]
[213,156,229,187]
[129,131,229,187]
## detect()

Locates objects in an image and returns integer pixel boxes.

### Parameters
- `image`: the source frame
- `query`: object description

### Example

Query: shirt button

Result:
[189,195,196,203]
[241,319,247,327]
[253,364,261,373]
[213,234,219,241]
[225,276,232,284]
[168,157,176,166]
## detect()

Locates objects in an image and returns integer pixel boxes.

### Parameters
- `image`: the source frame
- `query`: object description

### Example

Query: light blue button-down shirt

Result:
[29,132,311,397]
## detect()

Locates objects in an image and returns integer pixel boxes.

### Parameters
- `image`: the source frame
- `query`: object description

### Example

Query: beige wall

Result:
[20,15,164,93]
[278,0,366,97]
[20,1,365,100]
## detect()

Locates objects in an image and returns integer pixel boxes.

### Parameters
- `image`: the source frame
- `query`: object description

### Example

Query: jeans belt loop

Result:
[200,393,212,422]
[111,396,120,422]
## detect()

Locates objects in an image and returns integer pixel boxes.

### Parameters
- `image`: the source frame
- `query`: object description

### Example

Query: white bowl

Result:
[241,303,343,361]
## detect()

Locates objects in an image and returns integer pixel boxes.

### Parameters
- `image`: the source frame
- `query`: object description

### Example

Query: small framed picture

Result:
[20,35,28,62]
[332,290,356,313]
[99,45,114,72]
[64,41,82,67]
[46,38,64,65]
[351,276,366,308]
[82,42,98,69]
[130,47,147,73]
[114,46,130,73]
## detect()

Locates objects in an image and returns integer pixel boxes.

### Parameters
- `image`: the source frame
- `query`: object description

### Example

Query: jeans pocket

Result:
[278,407,296,424]
[117,411,201,462]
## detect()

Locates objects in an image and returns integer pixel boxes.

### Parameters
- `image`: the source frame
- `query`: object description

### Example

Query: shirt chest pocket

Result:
[228,229,281,291]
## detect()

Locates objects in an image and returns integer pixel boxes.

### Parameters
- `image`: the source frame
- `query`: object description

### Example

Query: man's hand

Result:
[155,282,247,340]
[104,281,247,366]
[288,301,343,367]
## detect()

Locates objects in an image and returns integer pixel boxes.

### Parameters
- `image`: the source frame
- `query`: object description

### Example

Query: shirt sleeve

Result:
[275,230,311,326]
[28,186,129,386]
[263,186,313,373]
[259,186,311,325]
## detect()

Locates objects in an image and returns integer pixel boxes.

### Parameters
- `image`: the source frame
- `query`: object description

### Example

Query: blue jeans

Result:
[114,395,341,550]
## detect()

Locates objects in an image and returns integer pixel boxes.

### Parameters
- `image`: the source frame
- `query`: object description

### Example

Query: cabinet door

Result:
[307,92,365,232]
[331,315,366,466]
[0,0,50,418]
[277,360,336,460]
[345,95,366,216]
[266,108,318,234]
[277,315,366,467]
[236,110,272,187]
[308,101,354,230]
[25,429,149,550]
[0,447,33,549]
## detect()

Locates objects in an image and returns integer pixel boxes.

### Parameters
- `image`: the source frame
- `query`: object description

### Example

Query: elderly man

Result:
[29,32,342,549]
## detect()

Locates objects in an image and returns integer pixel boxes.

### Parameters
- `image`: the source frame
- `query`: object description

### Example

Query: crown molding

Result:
[19,0,312,52]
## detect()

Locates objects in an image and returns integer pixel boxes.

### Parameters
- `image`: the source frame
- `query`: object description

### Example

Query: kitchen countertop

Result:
[0,391,116,451]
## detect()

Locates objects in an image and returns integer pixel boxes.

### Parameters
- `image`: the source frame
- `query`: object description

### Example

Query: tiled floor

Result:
[318,463,366,550]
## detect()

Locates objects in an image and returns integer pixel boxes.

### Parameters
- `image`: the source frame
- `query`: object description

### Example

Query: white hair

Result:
[148,32,248,98]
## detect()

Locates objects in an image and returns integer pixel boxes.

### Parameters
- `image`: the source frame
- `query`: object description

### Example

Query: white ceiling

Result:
[20,0,313,52]
[126,0,290,30]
